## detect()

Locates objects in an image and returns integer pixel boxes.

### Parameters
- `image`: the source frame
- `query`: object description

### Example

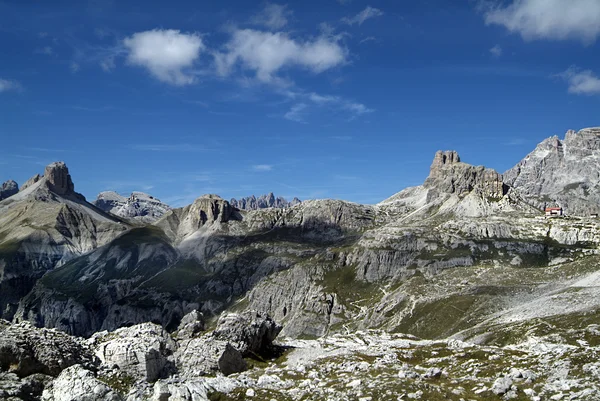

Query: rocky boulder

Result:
[0,320,95,377]
[91,323,176,382]
[44,162,75,196]
[0,180,18,200]
[175,310,205,340]
[41,365,122,401]
[212,311,282,357]
[175,338,247,377]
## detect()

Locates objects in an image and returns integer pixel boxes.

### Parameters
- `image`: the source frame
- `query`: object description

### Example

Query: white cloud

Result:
[0,79,21,93]
[284,103,308,122]
[251,3,291,30]
[342,6,383,25]
[252,164,274,171]
[123,29,205,86]
[559,66,600,95]
[489,44,503,57]
[215,29,347,84]
[308,92,373,115]
[484,0,600,43]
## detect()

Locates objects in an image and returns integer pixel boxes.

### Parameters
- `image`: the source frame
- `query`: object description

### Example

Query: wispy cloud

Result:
[284,103,308,122]
[489,44,503,57]
[251,3,291,30]
[123,29,205,85]
[558,66,600,95]
[0,78,22,93]
[309,91,373,115]
[252,164,273,172]
[483,0,600,44]
[342,6,383,26]
[70,62,80,73]
[100,56,116,72]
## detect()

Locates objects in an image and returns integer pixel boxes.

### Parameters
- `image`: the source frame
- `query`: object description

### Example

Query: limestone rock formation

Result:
[20,174,42,191]
[0,320,95,377]
[44,162,75,196]
[230,193,301,210]
[0,162,127,323]
[505,127,600,215]
[41,365,122,401]
[175,310,205,340]
[212,311,283,356]
[94,191,170,223]
[91,323,176,382]
[175,338,247,377]
[425,150,507,200]
[0,179,18,200]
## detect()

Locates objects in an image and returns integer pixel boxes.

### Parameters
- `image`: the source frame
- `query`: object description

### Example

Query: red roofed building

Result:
[545,207,563,217]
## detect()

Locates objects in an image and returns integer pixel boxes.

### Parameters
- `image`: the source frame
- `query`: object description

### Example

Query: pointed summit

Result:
[44,161,75,196]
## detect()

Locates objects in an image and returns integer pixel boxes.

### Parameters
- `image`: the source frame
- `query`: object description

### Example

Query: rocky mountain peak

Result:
[430,150,461,171]
[504,128,600,215]
[424,150,506,200]
[0,179,18,200]
[20,174,42,192]
[192,194,232,224]
[44,161,75,196]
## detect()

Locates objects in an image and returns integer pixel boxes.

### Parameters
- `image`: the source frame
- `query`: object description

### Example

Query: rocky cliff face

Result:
[44,162,75,196]
[0,179,18,200]
[230,193,301,210]
[424,150,507,201]
[94,191,171,223]
[504,127,600,215]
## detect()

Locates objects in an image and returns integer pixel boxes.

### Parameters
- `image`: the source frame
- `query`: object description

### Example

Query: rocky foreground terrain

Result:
[2,128,600,400]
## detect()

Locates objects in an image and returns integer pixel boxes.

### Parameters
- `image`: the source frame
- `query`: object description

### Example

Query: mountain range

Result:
[2,128,600,400]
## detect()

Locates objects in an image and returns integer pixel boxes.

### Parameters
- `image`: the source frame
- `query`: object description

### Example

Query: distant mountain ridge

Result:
[230,192,301,210]
[93,191,171,223]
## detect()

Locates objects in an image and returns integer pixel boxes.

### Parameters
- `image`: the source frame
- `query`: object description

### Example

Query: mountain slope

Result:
[0,162,128,320]
[14,143,600,340]
[505,127,600,216]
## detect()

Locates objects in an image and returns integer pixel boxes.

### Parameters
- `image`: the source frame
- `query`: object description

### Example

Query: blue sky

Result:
[1,0,600,206]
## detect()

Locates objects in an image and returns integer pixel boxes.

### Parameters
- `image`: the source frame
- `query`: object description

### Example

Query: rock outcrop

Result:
[0,320,95,377]
[0,179,18,200]
[93,191,170,223]
[175,310,205,340]
[44,162,75,196]
[505,127,600,215]
[91,323,176,382]
[425,150,507,200]
[21,174,42,192]
[230,193,301,210]
[212,311,282,356]
[41,365,122,401]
